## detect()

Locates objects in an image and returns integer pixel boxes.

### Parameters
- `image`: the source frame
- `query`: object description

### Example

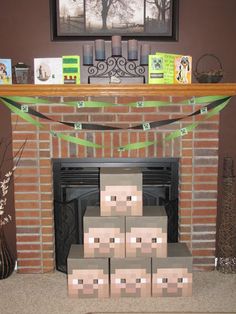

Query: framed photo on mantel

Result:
[50,0,179,41]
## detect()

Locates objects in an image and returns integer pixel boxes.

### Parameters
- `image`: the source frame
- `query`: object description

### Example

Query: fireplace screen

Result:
[53,158,179,273]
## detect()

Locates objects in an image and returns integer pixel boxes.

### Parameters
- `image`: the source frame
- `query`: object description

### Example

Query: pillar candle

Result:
[95,39,105,61]
[128,39,138,60]
[83,44,93,65]
[111,35,122,56]
[140,43,151,65]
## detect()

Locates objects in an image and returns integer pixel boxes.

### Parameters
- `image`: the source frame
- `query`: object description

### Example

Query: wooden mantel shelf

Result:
[0,83,236,97]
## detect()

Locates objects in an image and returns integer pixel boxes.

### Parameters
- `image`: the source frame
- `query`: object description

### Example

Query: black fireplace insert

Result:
[53,158,179,273]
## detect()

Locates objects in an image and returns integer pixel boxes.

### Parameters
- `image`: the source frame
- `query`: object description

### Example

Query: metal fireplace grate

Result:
[53,158,179,273]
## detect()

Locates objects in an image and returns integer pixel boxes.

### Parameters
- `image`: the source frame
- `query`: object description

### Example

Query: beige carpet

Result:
[0,270,235,314]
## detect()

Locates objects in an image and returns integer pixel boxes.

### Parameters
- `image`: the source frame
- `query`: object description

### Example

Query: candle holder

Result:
[13,62,31,84]
[83,36,150,84]
[87,56,146,84]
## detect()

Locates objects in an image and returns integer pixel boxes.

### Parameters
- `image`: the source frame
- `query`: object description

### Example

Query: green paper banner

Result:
[0,95,232,151]
[118,141,156,151]
[6,96,51,104]
[164,98,231,142]
[164,122,199,142]
[205,100,229,117]
[65,100,115,108]
[185,95,227,105]
[1,96,230,132]
[0,98,42,128]
[4,95,228,108]
[51,131,103,148]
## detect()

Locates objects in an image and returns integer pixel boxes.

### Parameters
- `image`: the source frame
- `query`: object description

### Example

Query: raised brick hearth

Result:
[8,84,231,273]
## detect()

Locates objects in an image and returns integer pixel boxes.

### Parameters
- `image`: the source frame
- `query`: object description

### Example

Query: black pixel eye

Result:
[136,278,141,283]
[136,237,142,243]
[93,279,99,284]
[162,278,168,283]
[127,196,137,201]
[94,238,100,243]
[110,238,115,243]
[78,279,83,284]
[178,278,183,283]
[152,238,157,243]
[105,196,116,201]
[121,278,126,283]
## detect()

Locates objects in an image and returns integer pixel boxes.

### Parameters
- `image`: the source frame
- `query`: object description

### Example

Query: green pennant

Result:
[117,141,156,151]
[0,98,42,128]
[131,100,170,108]
[205,99,230,118]
[164,122,199,142]
[185,95,227,105]
[52,131,103,148]
[5,96,51,104]
[65,101,115,108]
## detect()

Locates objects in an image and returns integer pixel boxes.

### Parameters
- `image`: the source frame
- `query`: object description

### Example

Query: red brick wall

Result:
[12,95,219,273]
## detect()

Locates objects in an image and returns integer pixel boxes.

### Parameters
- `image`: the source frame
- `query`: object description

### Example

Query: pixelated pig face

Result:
[152,268,192,297]
[68,269,109,298]
[84,227,125,257]
[126,227,167,257]
[111,268,151,297]
[101,185,142,215]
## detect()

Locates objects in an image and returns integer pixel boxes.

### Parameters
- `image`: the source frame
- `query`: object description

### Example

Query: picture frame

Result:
[50,0,179,41]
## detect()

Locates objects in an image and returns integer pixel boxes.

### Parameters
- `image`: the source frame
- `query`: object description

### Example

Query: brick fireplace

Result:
[6,84,234,273]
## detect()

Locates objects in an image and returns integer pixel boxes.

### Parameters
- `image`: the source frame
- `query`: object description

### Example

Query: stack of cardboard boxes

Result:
[67,168,192,298]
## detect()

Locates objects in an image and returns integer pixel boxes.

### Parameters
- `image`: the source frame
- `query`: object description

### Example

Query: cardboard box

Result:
[126,206,167,258]
[83,206,125,258]
[67,244,109,298]
[100,167,143,216]
[152,243,193,297]
[110,257,151,297]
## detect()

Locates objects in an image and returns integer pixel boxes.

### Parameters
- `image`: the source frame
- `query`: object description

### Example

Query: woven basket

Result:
[194,54,223,83]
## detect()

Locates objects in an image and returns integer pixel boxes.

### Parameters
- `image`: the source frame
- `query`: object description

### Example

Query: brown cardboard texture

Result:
[84,206,125,258]
[67,244,109,298]
[100,168,142,216]
[126,206,167,257]
[152,243,193,297]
